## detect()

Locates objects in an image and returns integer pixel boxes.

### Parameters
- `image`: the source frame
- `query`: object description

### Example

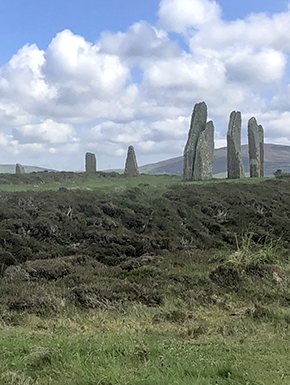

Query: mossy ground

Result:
[0,172,290,383]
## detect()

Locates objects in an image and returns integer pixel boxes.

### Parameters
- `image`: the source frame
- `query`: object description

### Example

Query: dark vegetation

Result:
[0,170,123,186]
[0,173,290,318]
[1,175,290,268]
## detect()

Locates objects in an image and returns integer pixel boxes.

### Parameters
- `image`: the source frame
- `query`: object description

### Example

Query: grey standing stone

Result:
[258,124,264,177]
[193,121,214,180]
[248,117,264,177]
[124,145,139,176]
[15,163,25,174]
[85,152,97,173]
[183,102,208,181]
[227,111,245,179]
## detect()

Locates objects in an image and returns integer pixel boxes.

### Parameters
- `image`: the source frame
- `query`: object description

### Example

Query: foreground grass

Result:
[0,172,271,193]
[1,238,290,384]
[0,309,289,385]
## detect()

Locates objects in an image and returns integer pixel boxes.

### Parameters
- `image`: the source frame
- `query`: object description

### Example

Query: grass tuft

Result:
[226,232,282,268]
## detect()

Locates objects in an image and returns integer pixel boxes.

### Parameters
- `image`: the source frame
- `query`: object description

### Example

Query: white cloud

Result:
[264,111,290,138]
[190,10,290,51]
[14,120,77,144]
[225,47,286,83]
[158,0,222,33]
[44,30,129,98]
[99,21,181,62]
[143,53,226,89]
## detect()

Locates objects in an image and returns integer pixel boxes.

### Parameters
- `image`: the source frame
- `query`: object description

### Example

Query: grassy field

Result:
[0,172,290,384]
[1,243,290,384]
[0,171,270,193]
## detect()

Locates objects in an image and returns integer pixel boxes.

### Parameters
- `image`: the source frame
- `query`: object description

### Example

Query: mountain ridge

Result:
[139,144,290,176]
[0,165,56,174]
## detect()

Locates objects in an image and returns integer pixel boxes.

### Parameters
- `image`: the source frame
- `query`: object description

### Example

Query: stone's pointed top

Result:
[192,101,207,117]
[195,101,207,108]
[124,145,139,176]
[229,110,241,115]
[85,152,97,173]
[228,111,241,134]
[258,124,264,134]
[15,163,25,174]
[248,116,258,127]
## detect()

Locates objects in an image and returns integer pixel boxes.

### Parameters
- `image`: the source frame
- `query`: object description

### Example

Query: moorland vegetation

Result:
[0,172,290,384]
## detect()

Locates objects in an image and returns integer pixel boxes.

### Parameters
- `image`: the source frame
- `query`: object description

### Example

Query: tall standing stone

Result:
[258,124,264,177]
[15,163,25,174]
[124,145,139,176]
[248,117,264,177]
[85,152,97,173]
[227,111,245,179]
[183,102,208,181]
[193,121,215,180]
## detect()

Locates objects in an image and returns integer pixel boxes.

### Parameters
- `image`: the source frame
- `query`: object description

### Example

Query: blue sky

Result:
[1,0,288,64]
[0,0,290,170]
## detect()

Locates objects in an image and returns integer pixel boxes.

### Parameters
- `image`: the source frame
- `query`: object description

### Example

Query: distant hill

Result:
[0,165,56,174]
[139,144,290,176]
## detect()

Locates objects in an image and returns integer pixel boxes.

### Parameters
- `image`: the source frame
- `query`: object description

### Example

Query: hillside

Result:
[139,143,290,176]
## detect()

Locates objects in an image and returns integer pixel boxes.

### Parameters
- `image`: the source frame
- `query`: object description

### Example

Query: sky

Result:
[0,0,290,171]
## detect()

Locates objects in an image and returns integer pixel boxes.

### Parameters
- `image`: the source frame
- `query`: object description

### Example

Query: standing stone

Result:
[248,117,264,177]
[15,163,25,174]
[124,145,139,176]
[183,102,208,181]
[258,124,264,177]
[227,111,245,179]
[85,152,96,173]
[193,121,215,180]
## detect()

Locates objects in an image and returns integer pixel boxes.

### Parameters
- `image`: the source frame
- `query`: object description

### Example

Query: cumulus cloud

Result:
[1,0,290,170]
[158,0,222,33]
[143,53,226,89]
[190,9,290,50]
[99,21,181,62]
[13,120,77,144]
[225,47,286,84]
[44,30,129,98]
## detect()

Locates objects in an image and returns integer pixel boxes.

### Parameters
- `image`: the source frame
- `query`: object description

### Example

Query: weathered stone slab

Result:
[258,124,264,177]
[124,145,139,176]
[227,111,245,179]
[193,120,214,180]
[85,152,97,173]
[15,163,25,174]
[183,101,207,181]
[248,117,264,177]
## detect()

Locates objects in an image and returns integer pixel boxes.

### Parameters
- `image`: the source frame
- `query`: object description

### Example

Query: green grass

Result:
[0,172,272,193]
[1,243,290,384]
[0,174,182,193]
[0,309,289,384]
